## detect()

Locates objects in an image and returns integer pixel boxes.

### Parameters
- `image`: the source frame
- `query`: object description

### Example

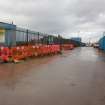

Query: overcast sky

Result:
[0,0,105,42]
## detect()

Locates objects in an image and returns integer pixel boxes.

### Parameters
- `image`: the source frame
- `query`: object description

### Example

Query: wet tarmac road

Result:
[0,47,105,105]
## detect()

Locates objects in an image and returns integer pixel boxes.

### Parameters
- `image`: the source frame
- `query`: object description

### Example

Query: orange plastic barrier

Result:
[0,47,10,62]
[0,44,74,63]
[62,44,74,50]
[10,47,24,61]
[0,45,61,62]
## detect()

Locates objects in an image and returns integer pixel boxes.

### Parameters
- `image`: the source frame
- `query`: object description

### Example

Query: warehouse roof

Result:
[0,22,16,29]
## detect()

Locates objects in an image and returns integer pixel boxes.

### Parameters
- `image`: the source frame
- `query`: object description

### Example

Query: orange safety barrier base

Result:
[0,45,61,62]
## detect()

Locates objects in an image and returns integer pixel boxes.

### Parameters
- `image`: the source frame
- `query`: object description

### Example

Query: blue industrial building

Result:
[70,37,85,47]
[71,37,81,42]
[0,22,16,46]
[0,22,43,47]
[99,36,105,51]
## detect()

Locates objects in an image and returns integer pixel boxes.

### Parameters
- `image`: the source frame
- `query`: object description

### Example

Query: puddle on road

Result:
[0,47,105,84]
[77,47,105,62]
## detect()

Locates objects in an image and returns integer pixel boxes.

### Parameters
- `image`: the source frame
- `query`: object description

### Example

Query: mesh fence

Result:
[0,27,64,47]
[16,27,46,45]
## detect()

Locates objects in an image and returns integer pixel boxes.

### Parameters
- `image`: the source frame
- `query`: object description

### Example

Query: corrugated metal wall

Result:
[5,29,16,46]
[0,22,16,46]
[99,36,105,51]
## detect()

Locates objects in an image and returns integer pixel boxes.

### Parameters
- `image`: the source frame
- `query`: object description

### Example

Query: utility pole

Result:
[26,29,28,45]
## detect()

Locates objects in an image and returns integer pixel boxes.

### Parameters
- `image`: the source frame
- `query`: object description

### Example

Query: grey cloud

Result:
[67,0,105,28]
[0,0,105,42]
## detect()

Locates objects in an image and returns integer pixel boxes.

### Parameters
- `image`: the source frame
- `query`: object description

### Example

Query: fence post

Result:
[58,35,62,53]
[26,29,28,45]
[38,32,40,44]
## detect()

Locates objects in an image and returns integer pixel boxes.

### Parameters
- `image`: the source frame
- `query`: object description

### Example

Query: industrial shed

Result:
[0,22,16,46]
[99,36,105,51]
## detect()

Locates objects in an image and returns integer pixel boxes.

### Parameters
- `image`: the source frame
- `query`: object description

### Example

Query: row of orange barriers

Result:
[0,45,60,62]
[62,44,74,50]
[0,44,74,62]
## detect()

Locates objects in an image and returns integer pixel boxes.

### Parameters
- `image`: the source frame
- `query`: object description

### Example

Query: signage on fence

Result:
[0,29,5,43]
